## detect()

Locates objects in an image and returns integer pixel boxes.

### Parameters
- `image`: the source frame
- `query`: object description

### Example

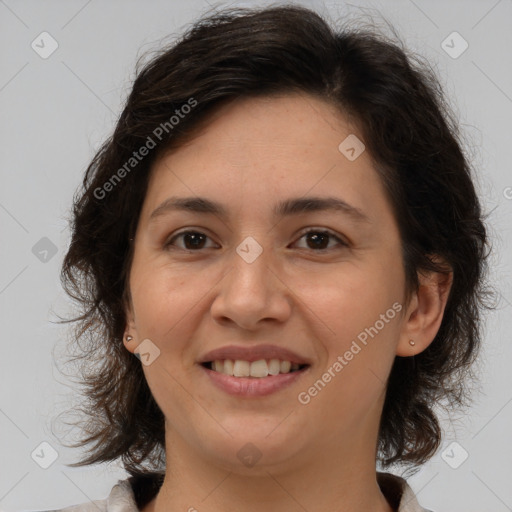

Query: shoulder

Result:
[30,472,164,512]
[30,477,140,512]
[377,472,435,512]
[30,472,433,512]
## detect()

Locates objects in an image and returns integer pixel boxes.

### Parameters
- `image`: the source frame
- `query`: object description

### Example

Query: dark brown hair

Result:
[59,4,493,476]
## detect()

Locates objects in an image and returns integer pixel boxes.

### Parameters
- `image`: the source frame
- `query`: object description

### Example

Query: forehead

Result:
[164,93,359,161]
[142,93,393,227]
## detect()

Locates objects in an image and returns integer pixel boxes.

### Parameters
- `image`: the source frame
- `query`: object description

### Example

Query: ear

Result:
[396,258,453,357]
[123,295,138,355]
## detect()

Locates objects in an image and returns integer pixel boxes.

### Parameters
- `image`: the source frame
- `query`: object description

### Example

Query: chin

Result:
[195,421,306,473]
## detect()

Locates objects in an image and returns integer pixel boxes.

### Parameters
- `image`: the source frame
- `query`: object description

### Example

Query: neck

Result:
[145,430,394,512]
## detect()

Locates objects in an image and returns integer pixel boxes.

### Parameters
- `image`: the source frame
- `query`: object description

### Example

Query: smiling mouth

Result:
[201,359,309,378]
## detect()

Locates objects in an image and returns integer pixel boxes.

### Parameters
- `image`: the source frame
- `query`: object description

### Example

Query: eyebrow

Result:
[149,196,371,224]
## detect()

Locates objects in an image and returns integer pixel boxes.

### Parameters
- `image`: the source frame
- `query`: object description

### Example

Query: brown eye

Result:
[165,230,216,251]
[294,229,347,251]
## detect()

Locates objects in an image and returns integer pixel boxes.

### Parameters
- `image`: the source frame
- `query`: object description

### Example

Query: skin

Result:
[124,92,452,512]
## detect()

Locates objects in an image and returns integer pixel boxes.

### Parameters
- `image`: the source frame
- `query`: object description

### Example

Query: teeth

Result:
[233,360,250,377]
[250,359,269,377]
[223,359,234,375]
[209,359,304,377]
[280,360,291,373]
[268,359,281,375]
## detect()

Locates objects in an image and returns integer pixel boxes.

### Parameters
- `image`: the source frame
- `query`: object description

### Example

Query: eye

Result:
[164,228,348,252]
[164,230,218,251]
[293,228,348,251]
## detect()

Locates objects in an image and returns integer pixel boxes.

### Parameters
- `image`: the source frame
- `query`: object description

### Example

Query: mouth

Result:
[199,358,311,397]
[201,359,310,378]
[197,344,312,396]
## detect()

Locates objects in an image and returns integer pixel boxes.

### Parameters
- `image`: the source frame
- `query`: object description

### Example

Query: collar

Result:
[95,471,430,512]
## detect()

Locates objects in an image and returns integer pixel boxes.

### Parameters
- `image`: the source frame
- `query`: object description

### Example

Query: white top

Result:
[38,472,433,512]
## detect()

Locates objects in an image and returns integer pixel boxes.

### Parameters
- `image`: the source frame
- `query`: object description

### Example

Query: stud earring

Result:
[125,335,133,342]
[409,339,415,346]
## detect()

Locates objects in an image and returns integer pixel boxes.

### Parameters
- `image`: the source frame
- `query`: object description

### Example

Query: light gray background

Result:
[0,0,511,510]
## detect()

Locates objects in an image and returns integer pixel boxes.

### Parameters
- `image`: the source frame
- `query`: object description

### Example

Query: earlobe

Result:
[123,331,137,353]
[396,261,453,357]
[123,304,138,354]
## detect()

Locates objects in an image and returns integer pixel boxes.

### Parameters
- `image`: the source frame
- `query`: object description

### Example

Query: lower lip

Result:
[200,365,309,397]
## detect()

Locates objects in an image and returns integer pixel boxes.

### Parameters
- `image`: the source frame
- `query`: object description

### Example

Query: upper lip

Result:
[198,344,311,365]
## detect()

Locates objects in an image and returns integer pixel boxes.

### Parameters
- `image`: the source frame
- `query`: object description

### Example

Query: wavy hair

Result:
[59,5,493,476]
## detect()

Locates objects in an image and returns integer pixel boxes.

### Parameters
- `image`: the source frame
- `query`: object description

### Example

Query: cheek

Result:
[304,261,402,339]
[304,258,404,396]
[299,275,401,433]
[129,258,206,340]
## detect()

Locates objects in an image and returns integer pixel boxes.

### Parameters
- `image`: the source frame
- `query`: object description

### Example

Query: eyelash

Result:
[164,228,348,252]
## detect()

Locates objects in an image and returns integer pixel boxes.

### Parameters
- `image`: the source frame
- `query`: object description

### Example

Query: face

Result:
[125,93,411,473]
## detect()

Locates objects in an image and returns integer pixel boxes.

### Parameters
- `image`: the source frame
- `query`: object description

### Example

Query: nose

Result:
[210,243,292,331]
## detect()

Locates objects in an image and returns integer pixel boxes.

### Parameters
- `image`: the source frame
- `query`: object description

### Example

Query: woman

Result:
[55,5,490,512]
